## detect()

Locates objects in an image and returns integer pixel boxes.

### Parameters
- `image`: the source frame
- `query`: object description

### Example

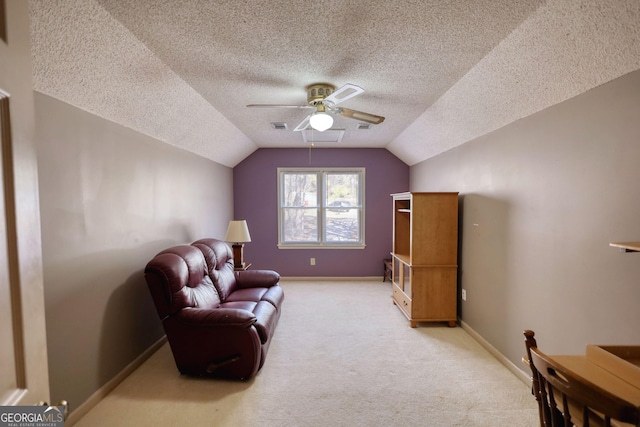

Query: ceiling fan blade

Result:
[246,104,312,109]
[338,107,385,125]
[324,83,364,107]
[293,115,311,131]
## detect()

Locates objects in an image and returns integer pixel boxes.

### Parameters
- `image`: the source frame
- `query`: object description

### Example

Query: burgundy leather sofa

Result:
[144,238,284,379]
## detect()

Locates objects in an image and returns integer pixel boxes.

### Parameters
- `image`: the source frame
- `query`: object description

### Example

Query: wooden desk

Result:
[610,241,640,253]
[551,355,640,406]
[550,347,640,426]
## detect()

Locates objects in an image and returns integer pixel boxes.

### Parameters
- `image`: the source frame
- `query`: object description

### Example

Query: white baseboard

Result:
[280,276,385,281]
[459,320,531,386]
[65,336,167,426]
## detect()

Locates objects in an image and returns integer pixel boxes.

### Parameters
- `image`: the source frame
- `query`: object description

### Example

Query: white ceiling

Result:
[29,0,640,167]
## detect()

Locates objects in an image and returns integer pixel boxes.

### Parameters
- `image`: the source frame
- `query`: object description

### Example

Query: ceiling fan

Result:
[246,83,385,132]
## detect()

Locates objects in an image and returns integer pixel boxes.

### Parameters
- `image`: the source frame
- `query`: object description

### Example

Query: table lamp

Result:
[224,220,251,269]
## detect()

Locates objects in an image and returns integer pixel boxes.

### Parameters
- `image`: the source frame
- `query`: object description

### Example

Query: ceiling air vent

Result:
[270,122,288,130]
[302,129,345,143]
[357,123,371,130]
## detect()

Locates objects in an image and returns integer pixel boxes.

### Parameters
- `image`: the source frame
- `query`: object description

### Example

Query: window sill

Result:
[278,243,366,250]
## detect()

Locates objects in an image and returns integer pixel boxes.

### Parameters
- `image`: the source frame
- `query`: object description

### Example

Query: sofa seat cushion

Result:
[226,286,284,311]
[219,301,257,311]
[226,288,268,303]
[219,300,278,344]
[250,301,278,344]
[258,286,284,310]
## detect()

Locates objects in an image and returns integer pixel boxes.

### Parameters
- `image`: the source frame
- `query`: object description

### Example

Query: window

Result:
[278,168,365,248]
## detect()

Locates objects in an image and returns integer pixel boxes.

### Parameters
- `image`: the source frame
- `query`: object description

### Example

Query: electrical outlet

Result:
[310,258,316,266]
[461,289,467,301]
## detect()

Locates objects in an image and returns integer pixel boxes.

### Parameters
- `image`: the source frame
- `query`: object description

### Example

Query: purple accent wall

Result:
[233,148,409,277]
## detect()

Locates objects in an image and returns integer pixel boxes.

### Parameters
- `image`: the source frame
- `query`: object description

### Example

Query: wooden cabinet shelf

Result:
[390,192,459,328]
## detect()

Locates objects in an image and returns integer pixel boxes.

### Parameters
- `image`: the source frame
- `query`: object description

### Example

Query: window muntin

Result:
[278,168,364,248]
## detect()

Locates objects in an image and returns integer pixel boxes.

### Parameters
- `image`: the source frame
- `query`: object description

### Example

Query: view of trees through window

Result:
[279,168,363,246]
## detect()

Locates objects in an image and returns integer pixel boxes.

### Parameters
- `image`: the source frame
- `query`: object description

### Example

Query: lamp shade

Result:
[225,220,251,243]
[309,112,333,132]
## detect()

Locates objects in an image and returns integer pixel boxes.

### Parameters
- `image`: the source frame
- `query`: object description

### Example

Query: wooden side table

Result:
[383,259,392,282]
[234,263,251,271]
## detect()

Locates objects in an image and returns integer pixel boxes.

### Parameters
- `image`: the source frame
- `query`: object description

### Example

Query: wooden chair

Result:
[523,330,640,427]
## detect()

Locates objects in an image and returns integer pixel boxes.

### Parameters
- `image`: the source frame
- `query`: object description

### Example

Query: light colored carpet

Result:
[75,280,539,426]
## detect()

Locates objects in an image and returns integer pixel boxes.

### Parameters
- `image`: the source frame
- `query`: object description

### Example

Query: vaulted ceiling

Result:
[29,1,640,167]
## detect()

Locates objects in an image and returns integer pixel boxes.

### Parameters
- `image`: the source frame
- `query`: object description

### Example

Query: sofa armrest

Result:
[175,307,256,328]
[235,269,280,289]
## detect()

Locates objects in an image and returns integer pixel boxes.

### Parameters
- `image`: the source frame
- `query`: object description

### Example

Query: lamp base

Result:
[231,243,245,269]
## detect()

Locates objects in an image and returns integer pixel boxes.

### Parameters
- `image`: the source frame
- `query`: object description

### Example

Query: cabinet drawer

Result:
[392,284,412,314]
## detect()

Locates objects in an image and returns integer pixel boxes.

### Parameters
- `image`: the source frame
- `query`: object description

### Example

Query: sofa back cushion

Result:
[192,238,237,301]
[144,245,221,319]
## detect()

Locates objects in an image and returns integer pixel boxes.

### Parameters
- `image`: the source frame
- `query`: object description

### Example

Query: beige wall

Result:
[411,70,640,372]
[34,93,234,408]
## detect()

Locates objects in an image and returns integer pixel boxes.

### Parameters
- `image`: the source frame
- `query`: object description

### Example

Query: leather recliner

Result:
[144,238,284,379]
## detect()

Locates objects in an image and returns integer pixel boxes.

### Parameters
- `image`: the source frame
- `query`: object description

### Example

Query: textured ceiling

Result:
[29,0,640,167]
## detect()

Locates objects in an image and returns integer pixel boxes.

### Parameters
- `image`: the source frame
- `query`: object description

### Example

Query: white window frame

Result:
[277,167,365,249]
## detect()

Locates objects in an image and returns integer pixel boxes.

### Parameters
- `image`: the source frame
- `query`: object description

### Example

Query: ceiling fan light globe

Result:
[309,112,333,132]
